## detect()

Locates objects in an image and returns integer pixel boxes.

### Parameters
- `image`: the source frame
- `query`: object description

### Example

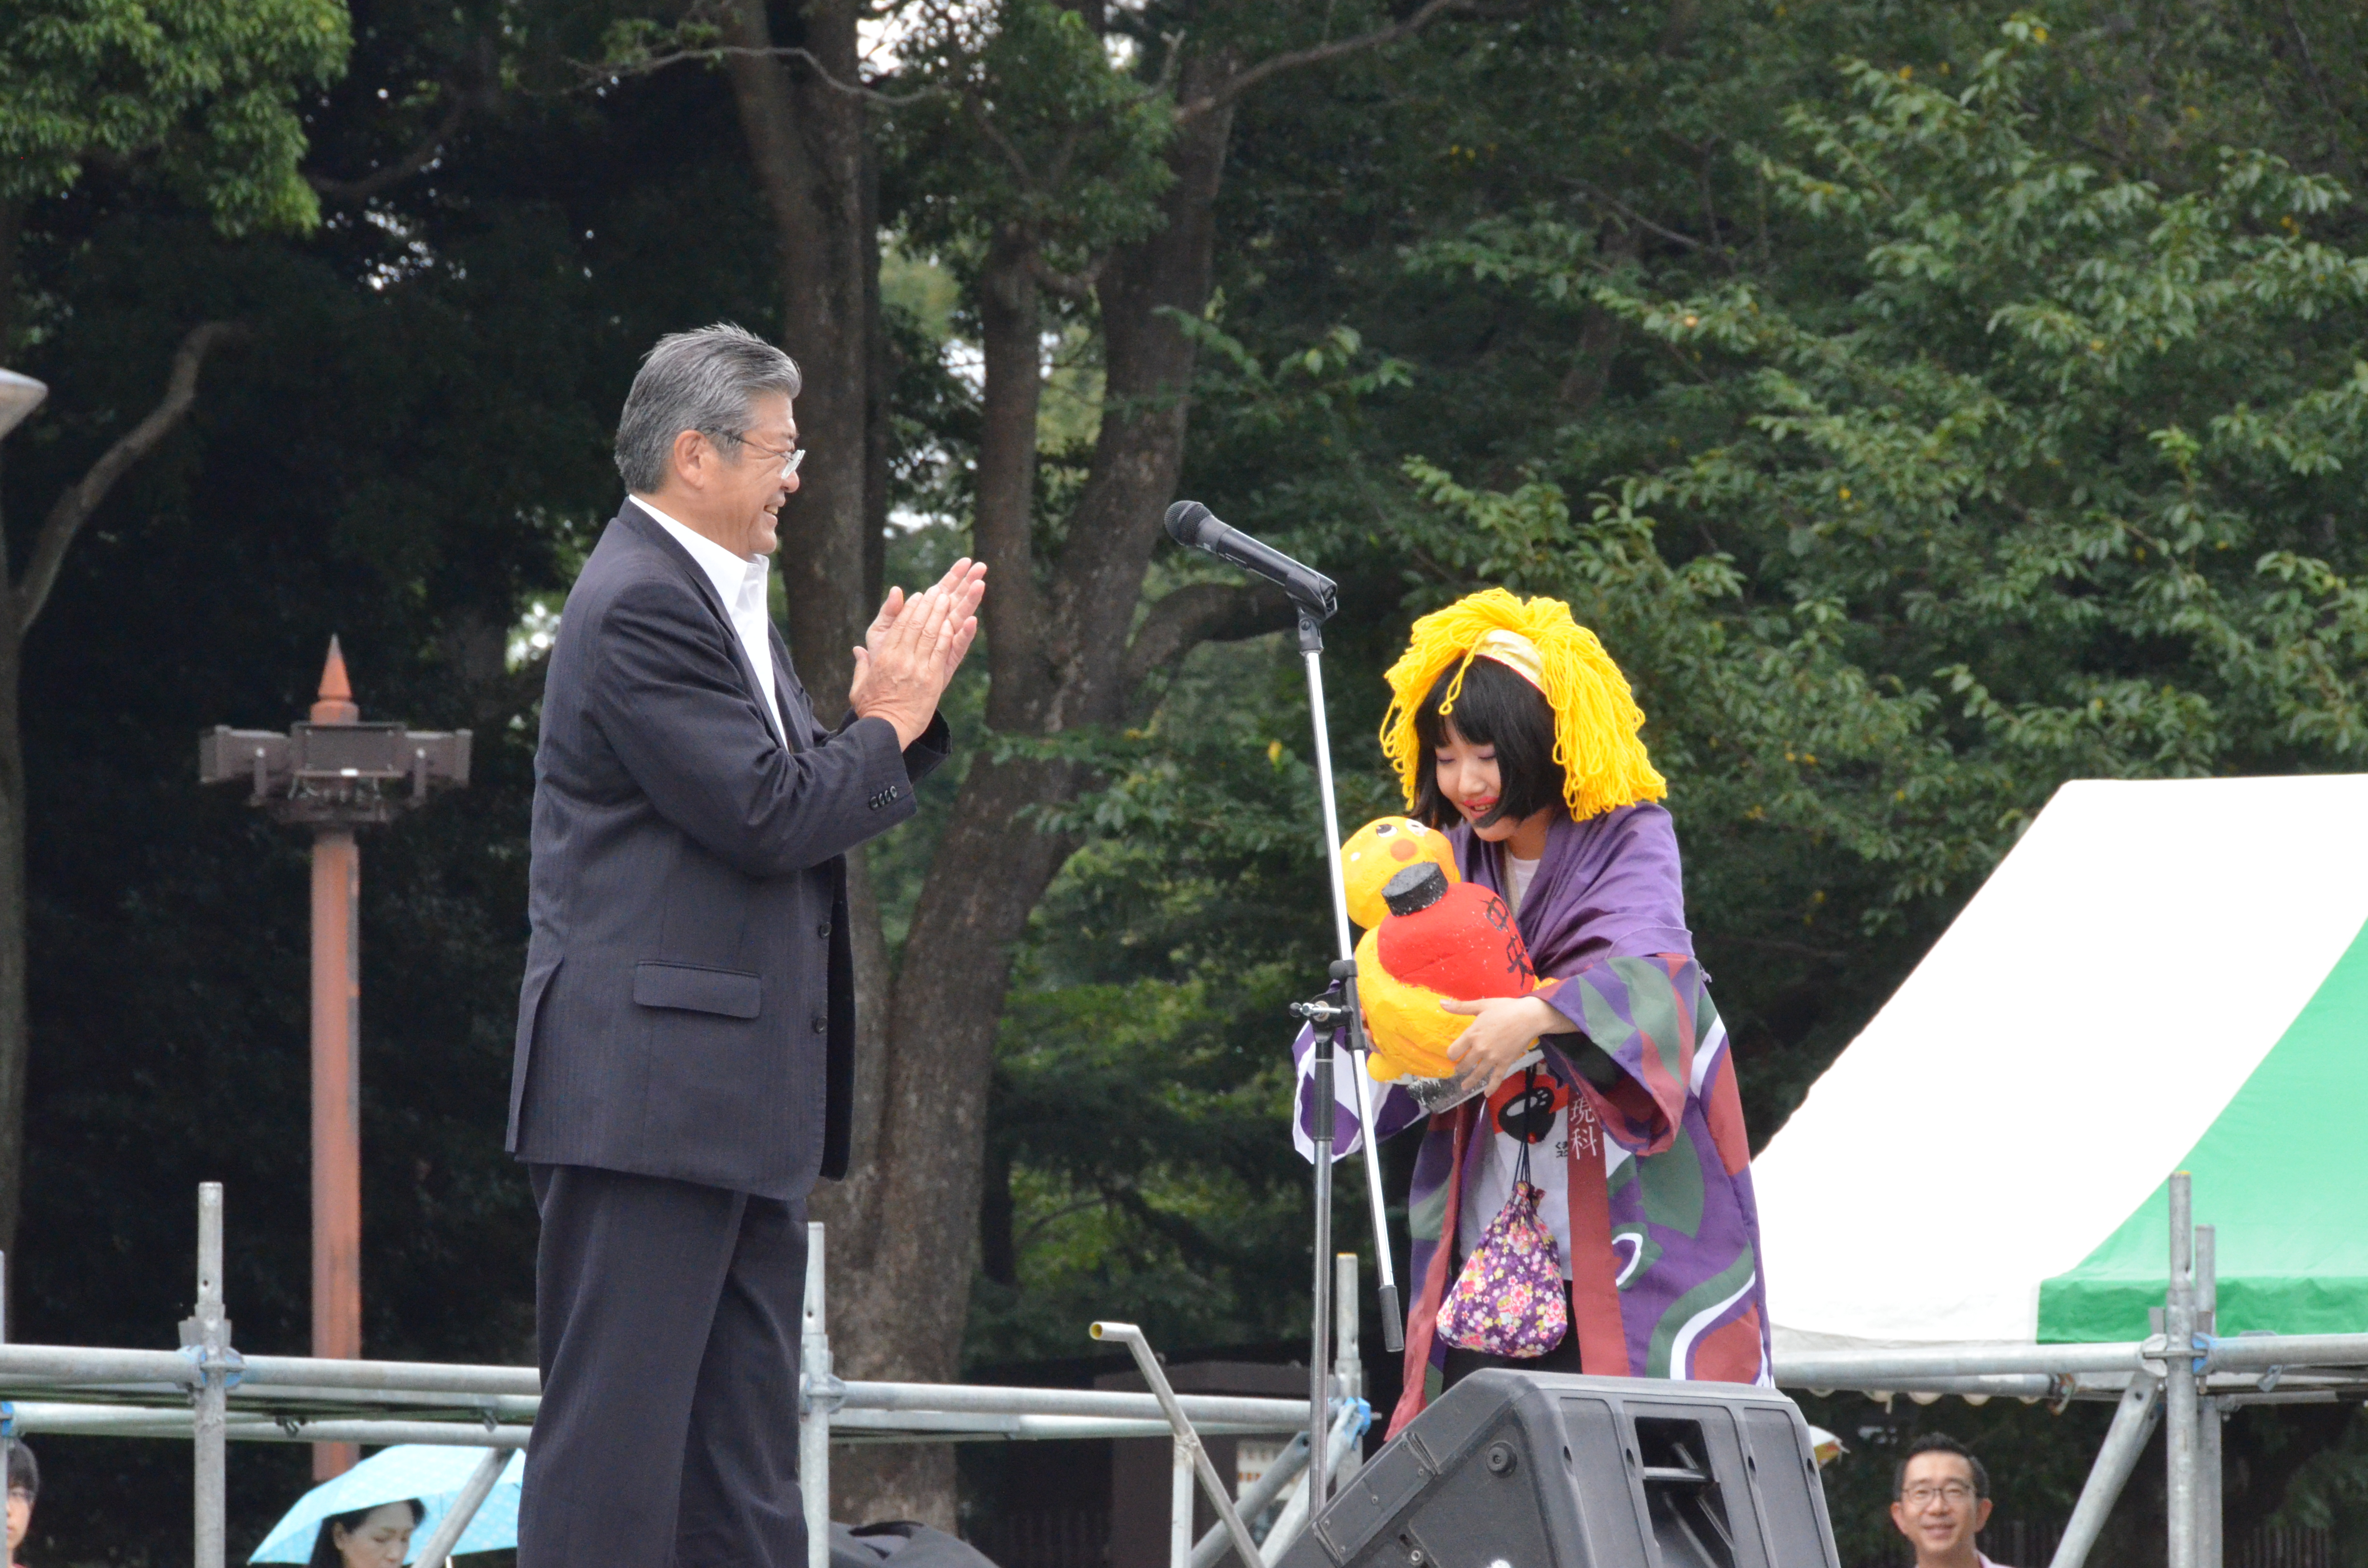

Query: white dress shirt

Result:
[634,498,784,743]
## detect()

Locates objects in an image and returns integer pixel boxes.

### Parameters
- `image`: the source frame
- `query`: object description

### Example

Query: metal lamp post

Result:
[0,370,46,440]
[0,369,45,1508]
[198,638,469,1476]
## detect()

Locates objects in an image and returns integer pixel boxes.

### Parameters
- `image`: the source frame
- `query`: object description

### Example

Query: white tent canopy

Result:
[1752,774,2368,1351]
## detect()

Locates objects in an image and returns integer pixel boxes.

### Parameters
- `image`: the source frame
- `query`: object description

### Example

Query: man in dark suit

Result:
[509,323,985,1567]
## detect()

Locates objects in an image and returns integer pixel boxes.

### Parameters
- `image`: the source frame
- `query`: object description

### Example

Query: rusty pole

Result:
[308,642,363,1479]
[196,639,470,1481]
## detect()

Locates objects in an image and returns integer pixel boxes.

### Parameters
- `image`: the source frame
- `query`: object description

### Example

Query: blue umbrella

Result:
[248,1445,525,1564]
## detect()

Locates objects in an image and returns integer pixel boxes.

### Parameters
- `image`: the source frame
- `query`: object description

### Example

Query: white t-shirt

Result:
[1459,1071,1582,1279]
[1458,852,1583,1275]
[1505,852,1542,915]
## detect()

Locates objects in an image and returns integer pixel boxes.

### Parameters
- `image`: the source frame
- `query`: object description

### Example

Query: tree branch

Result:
[1183,0,1492,119]
[580,43,948,107]
[15,321,247,635]
[962,88,1042,184]
[307,91,473,201]
[1561,175,1720,255]
[309,39,501,202]
[1122,579,1295,696]
[1031,253,1102,299]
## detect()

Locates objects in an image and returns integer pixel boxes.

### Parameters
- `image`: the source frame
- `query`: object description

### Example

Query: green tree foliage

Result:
[1393,13,2368,1083]
[889,0,1176,269]
[12,0,2368,1556]
[964,5,2368,1549]
[1,15,780,1554]
[0,0,349,228]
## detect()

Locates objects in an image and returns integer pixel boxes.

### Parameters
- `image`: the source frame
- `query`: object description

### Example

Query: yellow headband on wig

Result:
[1379,589,1666,821]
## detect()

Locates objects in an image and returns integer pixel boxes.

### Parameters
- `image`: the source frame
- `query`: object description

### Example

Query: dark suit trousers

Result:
[519,1164,807,1568]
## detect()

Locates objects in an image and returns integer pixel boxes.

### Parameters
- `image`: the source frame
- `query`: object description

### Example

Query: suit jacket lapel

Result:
[768,622,819,749]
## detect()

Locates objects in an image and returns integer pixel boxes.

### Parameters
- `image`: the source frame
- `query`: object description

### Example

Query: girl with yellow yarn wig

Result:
[1293,589,1769,1433]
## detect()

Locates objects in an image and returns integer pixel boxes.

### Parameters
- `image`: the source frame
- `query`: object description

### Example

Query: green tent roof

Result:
[1755,776,2368,1349]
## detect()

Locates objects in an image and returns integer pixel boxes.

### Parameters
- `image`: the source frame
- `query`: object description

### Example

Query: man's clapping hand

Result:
[849,557,987,747]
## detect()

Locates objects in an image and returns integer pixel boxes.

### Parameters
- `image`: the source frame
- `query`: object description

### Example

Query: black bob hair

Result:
[1410,655,1566,831]
[1893,1432,1990,1501]
[308,1498,425,1567]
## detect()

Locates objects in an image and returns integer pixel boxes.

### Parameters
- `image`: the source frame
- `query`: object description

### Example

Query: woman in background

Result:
[1295,589,1768,1436]
[308,1500,423,1568]
[7,1440,36,1568]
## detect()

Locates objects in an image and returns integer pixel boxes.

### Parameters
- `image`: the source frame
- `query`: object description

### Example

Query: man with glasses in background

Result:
[509,323,986,1568]
[1892,1433,2010,1568]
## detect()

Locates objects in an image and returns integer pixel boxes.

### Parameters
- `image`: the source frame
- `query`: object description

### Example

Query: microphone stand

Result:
[1160,500,1403,1519]
[1293,604,1405,1518]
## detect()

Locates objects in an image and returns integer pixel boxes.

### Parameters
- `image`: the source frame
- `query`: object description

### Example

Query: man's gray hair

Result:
[614,323,802,492]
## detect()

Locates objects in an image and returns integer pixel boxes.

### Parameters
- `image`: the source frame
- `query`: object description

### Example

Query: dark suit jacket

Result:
[508,501,947,1198]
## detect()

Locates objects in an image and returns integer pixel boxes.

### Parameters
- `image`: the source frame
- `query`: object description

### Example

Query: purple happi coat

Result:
[1292,803,1769,1435]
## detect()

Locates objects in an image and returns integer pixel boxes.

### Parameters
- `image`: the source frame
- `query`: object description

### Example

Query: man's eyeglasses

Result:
[1902,1482,1977,1506]
[723,432,805,480]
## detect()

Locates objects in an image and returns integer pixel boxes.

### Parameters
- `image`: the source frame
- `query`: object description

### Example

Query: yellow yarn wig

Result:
[1378,589,1666,821]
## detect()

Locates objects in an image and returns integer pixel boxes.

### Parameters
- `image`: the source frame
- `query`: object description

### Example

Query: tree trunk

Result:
[973,237,1049,724]
[718,0,892,1211]
[0,613,25,1257]
[813,64,1241,1523]
[0,199,25,1255]
[722,0,972,1522]
[721,0,872,703]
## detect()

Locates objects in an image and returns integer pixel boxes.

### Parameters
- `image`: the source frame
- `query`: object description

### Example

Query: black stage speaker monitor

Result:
[1274,1371,1841,1568]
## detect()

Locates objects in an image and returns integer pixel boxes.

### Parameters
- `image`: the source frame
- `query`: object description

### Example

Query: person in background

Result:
[307,1500,423,1568]
[1891,1433,2003,1568]
[6,1441,35,1568]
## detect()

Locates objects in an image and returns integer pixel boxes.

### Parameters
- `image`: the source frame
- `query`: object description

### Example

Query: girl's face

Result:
[1432,719,1557,853]
[333,1504,416,1568]
[1432,720,1517,841]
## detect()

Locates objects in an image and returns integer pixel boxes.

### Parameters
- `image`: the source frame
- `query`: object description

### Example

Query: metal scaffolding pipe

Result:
[1169,1434,1193,1568]
[192,1184,229,1568]
[1785,1372,2064,1398]
[1257,1402,1365,1566]
[1,1251,12,1540]
[247,1421,534,1448]
[237,1355,539,1397]
[1189,1430,1313,1568]
[411,1447,508,1568]
[0,1345,203,1387]
[2200,1335,2368,1371]
[2167,1174,2198,1568]
[2198,1225,2222,1568]
[2047,1372,2163,1568]
[1777,1344,2146,1383]
[1091,1323,1265,1568]
[800,1223,833,1568]
[828,1410,1302,1440]
[840,1381,1311,1428]
[0,1373,1316,1440]
[225,1384,540,1421]
[0,1403,523,1448]
[1334,1252,1365,1492]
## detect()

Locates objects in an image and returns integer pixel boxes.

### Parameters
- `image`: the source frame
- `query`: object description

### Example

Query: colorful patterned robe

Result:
[1293,803,1770,1436]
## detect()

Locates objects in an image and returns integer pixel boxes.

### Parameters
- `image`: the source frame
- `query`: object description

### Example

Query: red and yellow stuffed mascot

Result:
[1338,816,1538,1081]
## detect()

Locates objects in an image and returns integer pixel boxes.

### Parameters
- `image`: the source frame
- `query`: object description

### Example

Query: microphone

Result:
[1164,502,1337,619]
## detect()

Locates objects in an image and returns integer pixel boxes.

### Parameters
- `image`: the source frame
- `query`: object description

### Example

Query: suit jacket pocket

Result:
[632,960,763,1019]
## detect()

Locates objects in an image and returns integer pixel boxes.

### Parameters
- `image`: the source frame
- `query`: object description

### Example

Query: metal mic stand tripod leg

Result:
[1295,607,1405,1517]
